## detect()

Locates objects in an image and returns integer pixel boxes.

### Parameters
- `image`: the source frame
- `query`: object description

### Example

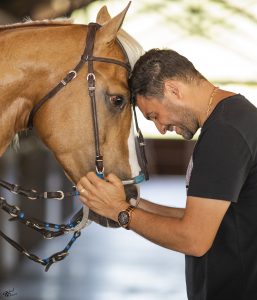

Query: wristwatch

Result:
[117,205,135,230]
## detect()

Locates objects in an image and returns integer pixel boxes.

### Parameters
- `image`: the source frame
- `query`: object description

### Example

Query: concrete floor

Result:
[0,176,188,300]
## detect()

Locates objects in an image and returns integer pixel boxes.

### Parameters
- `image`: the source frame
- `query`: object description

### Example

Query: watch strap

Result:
[125,205,135,230]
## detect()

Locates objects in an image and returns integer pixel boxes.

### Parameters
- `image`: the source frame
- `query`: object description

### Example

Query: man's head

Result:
[129,49,207,140]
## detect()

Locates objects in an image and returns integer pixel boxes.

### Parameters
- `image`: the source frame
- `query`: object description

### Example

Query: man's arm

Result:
[77,172,231,257]
[129,196,230,256]
[134,198,185,219]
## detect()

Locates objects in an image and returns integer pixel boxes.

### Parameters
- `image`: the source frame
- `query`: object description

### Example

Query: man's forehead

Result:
[136,95,159,118]
[136,95,150,112]
[136,95,160,107]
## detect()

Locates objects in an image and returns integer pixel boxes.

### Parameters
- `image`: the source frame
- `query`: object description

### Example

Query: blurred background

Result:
[0,0,256,299]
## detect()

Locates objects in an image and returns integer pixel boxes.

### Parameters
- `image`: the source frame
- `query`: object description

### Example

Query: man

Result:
[77,49,257,300]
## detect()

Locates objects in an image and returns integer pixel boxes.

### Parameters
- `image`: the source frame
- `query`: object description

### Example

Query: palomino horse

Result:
[0,3,147,271]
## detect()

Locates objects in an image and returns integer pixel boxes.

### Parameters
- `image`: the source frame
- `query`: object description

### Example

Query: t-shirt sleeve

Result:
[187,123,252,202]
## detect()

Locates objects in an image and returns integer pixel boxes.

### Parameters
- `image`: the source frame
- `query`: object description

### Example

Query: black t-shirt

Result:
[186,94,257,300]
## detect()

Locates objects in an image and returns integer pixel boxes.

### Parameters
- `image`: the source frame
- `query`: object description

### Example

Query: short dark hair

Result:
[129,48,205,100]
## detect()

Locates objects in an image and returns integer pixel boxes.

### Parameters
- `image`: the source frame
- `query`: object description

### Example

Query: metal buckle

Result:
[10,205,20,217]
[11,184,20,195]
[43,232,54,240]
[61,70,77,85]
[28,189,37,200]
[33,223,43,230]
[54,191,64,200]
[95,166,104,177]
[87,73,96,81]
[68,70,77,79]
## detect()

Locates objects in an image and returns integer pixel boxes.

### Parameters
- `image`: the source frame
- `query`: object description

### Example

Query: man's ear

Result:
[164,80,182,99]
[96,2,131,46]
[96,5,111,25]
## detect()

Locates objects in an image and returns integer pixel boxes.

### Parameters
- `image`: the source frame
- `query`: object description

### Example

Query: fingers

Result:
[78,172,122,192]
[87,171,103,185]
[106,173,123,188]
[76,172,127,220]
[78,174,97,195]
[77,171,124,199]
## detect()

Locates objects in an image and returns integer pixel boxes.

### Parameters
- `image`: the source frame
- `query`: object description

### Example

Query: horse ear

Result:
[96,6,111,25]
[97,2,131,45]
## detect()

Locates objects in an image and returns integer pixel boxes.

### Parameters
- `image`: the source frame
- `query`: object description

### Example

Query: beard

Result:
[180,127,194,140]
[177,109,199,140]
[173,125,194,140]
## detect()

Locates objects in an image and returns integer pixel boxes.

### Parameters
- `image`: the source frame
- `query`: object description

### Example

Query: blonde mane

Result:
[117,29,144,69]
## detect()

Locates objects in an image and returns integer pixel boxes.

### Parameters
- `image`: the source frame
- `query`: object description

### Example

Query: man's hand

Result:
[77,172,128,221]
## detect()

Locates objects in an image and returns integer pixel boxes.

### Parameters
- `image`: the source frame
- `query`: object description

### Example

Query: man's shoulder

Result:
[204,94,256,136]
[200,94,257,157]
[210,94,257,127]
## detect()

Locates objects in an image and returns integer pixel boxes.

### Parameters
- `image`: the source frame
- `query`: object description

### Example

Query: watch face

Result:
[118,211,129,226]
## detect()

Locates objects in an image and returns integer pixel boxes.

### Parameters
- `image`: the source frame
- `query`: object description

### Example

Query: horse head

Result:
[27,4,146,225]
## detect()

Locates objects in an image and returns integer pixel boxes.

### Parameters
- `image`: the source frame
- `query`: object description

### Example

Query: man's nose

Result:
[155,122,167,135]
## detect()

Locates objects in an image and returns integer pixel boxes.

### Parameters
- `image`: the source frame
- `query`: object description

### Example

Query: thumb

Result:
[106,173,123,187]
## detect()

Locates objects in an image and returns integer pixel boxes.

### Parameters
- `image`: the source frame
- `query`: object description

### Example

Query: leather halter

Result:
[27,22,148,183]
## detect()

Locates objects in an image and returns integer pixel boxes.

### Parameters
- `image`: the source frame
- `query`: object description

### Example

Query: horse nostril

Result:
[124,184,139,201]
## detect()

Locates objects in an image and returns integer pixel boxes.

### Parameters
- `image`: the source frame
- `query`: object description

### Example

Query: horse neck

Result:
[0,24,87,156]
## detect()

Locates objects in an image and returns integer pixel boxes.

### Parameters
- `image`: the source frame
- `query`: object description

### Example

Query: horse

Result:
[0,3,147,271]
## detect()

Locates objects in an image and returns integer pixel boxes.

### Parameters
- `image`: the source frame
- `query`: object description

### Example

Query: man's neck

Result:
[189,81,236,127]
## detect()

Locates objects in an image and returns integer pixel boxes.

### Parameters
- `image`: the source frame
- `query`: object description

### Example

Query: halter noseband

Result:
[27,22,148,184]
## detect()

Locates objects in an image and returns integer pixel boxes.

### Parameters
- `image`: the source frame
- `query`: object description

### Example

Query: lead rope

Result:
[0,195,84,271]
[0,179,79,200]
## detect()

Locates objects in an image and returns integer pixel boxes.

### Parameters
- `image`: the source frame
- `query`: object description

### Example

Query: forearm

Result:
[135,198,185,219]
[78,173,226,258]
[129,207,193,255]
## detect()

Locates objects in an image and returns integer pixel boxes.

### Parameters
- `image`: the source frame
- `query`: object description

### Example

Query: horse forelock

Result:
[113,30,143,181]
[117,29,144,69]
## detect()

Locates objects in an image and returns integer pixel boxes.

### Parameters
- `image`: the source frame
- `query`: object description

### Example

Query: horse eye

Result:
[109,95,125,109]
